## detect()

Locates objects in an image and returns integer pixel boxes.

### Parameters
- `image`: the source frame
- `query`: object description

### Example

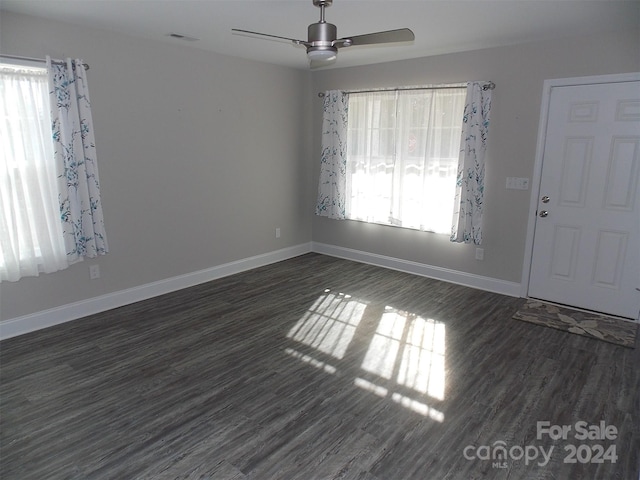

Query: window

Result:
[345,87,465,234]
[0,62,68,281]
[316,83,492,244]
[2,56,106,282]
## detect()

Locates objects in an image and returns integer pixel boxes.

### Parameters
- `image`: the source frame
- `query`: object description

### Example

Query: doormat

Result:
[512,300,638,348]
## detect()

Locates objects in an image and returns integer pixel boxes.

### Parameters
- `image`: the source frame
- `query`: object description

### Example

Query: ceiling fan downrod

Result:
[313,0,333,21]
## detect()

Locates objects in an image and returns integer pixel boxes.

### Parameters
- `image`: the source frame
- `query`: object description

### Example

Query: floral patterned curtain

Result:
[450,82,492,245]
[315,90,349,219]
[47,57,108,263]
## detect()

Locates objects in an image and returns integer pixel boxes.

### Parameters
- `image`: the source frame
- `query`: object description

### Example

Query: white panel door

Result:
[529,80,640,319]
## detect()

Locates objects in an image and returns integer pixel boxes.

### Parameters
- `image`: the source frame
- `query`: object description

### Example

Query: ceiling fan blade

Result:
[231,28,308,46]
[338,28,415,47]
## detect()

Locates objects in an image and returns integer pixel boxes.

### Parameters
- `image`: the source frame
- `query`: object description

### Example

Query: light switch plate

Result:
[506,177,530,190]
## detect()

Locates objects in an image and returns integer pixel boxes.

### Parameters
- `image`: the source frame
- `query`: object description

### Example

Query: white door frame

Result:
[520,72,640,321]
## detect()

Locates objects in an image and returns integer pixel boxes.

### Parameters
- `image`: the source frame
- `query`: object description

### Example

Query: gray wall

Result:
[0,11,313,320]
[311,28,640,284]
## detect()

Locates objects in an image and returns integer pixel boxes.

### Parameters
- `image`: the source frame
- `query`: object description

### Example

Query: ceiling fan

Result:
[232,0,415,68]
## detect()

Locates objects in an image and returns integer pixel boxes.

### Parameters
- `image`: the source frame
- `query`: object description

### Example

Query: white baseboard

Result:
[1,242,522,340]
[0,243,312,341]
[311,242,522,298]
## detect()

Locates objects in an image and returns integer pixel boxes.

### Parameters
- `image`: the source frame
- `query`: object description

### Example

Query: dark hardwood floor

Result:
[1,253,638,479]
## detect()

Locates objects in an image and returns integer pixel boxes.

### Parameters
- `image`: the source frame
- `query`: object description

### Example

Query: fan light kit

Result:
[232,0,415,68]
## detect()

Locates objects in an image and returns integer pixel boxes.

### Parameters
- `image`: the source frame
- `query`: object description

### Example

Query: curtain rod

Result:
[317,81,495,98]
[0,54,89,70]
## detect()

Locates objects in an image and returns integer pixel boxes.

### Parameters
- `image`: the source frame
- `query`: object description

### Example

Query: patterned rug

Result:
[513,299,638,348]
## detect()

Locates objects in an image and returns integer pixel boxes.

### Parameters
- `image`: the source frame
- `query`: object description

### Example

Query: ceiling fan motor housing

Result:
[307,21,338,55]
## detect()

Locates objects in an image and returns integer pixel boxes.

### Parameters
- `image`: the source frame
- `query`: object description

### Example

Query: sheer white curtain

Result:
[346,88,465,233]
[345,90,395,224]
[0,64,68,281]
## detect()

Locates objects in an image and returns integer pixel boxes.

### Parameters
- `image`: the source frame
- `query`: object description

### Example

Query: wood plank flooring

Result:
[1,253,638,479]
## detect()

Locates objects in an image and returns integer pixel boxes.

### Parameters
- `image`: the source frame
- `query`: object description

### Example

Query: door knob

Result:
[539,210,549,217]
[541,196,550,203]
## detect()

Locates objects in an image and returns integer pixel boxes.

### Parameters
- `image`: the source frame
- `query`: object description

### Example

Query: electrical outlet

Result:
[89,264,100,279]
[275,227,281,239]
[475,248,484,261]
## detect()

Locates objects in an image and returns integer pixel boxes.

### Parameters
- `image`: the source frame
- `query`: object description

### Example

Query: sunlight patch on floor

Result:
[354,377,388,397]
[391,392,445,421]
[398,316,446,400]
[361,307,404,379]
[353,377,444,421]
[284,347,337,374]
[287,291,445,420]
[362,308,446,401]
[286,289,366,359]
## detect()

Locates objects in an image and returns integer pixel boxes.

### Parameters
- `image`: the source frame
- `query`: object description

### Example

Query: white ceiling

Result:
[2,0,639,70]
